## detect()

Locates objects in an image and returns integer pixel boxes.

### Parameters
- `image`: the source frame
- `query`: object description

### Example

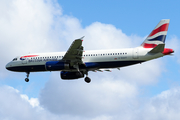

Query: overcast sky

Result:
[1,0,180,120]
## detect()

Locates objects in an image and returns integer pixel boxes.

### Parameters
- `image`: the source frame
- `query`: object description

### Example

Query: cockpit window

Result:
[12,58,17,61]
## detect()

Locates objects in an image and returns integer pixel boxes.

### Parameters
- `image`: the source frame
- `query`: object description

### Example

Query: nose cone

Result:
[6,62,12,71]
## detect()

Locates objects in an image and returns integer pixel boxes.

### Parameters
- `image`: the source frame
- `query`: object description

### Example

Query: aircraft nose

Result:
[6,62,12,71]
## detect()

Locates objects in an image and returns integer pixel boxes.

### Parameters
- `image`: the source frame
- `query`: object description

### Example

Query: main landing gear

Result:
[76,71,91,83]
[25,72,30,82]
[85,77,91,83]
[74,64,91,83]
[84,72,91,83]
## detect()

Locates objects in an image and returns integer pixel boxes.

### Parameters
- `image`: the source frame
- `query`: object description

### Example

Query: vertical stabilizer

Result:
[141,19,170,48]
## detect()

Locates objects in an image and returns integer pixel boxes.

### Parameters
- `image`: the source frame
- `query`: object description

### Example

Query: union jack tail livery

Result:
[141,19,170,48]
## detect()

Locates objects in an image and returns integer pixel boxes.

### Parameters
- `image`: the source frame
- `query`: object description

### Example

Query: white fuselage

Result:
[6,46,164,72]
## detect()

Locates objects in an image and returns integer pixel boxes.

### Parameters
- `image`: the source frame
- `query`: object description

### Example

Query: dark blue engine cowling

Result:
[46,61,69,71]
[61,71,84,80]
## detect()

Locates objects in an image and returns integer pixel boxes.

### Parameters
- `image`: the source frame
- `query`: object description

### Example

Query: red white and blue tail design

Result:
[141,19,170,48]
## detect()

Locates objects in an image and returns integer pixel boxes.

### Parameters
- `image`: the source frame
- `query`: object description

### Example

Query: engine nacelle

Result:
[46,61,69,71]
[61,71,84,80]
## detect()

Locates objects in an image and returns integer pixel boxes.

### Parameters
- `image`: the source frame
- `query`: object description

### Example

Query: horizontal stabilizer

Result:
[148,44,165,53]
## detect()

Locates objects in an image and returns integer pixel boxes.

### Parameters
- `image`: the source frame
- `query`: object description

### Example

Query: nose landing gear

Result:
[25,78,29,82]
[25,72,30,82]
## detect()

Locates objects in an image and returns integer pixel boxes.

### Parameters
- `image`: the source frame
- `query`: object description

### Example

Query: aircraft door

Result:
[133,48,138,59]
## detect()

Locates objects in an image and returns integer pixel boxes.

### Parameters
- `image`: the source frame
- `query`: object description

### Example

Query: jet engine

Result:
[61,71,84,79]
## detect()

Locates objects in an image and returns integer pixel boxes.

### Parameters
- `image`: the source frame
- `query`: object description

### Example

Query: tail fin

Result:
[141,19,170,48]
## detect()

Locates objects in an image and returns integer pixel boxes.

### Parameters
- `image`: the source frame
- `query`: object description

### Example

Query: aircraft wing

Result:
[62,37,84,66]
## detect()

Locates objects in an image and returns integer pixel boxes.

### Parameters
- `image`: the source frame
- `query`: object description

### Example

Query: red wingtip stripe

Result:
[148,23,169,37]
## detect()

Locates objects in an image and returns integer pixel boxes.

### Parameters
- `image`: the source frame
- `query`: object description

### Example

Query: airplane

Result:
[6,19,174,83]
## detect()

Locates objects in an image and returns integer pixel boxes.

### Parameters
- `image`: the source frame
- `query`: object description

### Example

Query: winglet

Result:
[79,36,85,41]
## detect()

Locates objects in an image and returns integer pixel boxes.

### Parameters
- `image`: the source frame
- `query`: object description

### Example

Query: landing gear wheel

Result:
[25,78,29,82]
[25,72,30,82]
[85,77,91,83]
